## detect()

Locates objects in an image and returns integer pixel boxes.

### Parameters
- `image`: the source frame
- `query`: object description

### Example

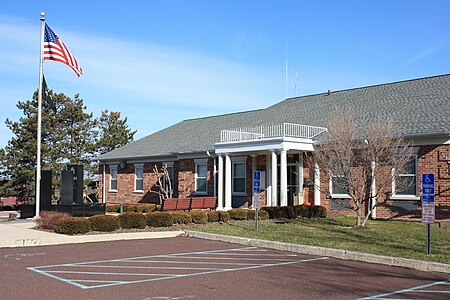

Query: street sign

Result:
[252,194,261,209]
[422,203,435,224]
[421,173,434,195]
[421,195,434,203]
[253,170,261,193]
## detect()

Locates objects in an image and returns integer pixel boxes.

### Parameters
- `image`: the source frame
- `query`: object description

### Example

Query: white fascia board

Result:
[407,136,450,146]
[215,137,314,154]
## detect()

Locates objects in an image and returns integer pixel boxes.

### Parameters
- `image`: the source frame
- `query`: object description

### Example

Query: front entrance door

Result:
[278,154,300,206]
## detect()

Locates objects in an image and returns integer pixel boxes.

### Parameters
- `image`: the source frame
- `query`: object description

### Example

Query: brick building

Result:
[97,74,450,220]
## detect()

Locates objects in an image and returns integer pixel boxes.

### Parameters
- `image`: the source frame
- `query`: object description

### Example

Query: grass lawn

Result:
[194,217,450,264]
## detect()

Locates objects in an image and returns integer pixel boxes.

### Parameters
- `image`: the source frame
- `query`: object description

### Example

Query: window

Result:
[163,162,174,193]
[232,158,246,194]
[134,163,144,192]
[195,159,207,194]
[330,174,349,197]
[393,157,417,197]
[109,165,118,191]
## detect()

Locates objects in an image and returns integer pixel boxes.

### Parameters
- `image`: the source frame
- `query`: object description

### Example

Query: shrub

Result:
[261,207,275,219]
[258,209,269,220]
[206,211,220,222]
[228,209,248,220]
[136,204,156,213]
[54,217,91,235]
[124,204,138,212]
[247,209,269,220]
[89,215,120,232]
[293,205,305,218]
[299,205,312,218]
[311,205,327,218]
[261,207,286,219]
[106,204,121,213]
[171,212,192,224]
[218,211,230,222]
[281,206,297,219]
[191,211,208,224]
[118,212,147,229]
[147,212,173,227]
[35,211,70,230]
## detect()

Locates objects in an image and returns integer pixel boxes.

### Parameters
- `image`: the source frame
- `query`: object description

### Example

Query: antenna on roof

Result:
[294,72,298,96]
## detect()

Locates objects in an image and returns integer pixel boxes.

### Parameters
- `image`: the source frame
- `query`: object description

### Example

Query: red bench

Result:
[162,197,217,211]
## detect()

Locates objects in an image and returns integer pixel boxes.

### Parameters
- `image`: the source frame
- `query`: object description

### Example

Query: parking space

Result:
[28,246,328,289]
[0,237,448,299]
[361,279,450,299]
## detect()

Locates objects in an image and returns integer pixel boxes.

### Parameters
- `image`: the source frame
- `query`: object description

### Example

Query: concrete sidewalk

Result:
[0,219,184,248]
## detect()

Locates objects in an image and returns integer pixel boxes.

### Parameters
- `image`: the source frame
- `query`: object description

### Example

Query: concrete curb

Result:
[185,230,450,275]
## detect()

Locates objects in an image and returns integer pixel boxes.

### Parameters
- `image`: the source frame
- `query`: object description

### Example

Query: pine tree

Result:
[0,91,97,201]
[96,109,136,154]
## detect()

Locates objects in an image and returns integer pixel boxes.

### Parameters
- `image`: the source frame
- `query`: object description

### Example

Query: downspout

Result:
[103,163,106,203]
[207,151,216,197]
[213,157,217,197]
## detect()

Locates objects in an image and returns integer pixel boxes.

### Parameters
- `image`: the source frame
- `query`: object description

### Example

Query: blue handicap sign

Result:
[422,195,434,203]
[421,174,434,195]
[253,187,260,193]
[254,171,261,181]
[253,181,260,187]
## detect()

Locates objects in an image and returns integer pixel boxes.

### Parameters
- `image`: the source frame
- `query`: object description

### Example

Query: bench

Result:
[162,197,217,211]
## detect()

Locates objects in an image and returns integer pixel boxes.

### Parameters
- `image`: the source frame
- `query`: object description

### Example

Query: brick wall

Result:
[98,144,449,220]
[101,158,216,205]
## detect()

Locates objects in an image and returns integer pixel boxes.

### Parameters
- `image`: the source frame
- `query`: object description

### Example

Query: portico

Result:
[214,123,327,210]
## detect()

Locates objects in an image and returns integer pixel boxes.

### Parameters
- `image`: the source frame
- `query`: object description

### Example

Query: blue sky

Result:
[1,0,449,149]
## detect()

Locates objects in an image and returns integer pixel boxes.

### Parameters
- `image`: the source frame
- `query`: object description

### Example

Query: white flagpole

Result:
[35,12,45,218]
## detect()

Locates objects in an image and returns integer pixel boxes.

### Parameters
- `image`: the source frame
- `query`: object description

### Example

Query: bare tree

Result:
[149,164,173,204]
[309,109,413,227]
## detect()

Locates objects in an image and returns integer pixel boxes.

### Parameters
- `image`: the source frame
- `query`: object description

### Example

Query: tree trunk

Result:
[356,205,363,227]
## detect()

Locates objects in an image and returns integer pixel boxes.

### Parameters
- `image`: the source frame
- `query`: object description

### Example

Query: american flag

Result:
[43,24,82,77]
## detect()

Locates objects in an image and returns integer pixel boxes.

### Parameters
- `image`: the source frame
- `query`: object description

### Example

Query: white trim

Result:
[215,137,314,154]
[391,156,418,199]
[194,159,208,194]
[109,164,118,192]
[329,174,351,199]
[133,163,144,193]
[231,157,246,196]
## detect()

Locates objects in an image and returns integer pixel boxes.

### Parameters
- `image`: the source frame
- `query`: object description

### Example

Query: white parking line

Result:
[28,247,328,290]
[360,279,450,299]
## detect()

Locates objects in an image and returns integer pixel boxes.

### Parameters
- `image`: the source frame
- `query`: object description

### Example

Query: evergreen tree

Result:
[96,109,136,154]
[1,90,137,201]
[0,91,96,201]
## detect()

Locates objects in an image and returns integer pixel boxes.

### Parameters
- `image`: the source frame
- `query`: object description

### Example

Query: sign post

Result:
[421,174,435,255]
[253,171,261,231]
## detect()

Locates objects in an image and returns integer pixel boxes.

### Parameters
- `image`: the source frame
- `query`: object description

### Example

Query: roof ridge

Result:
[281,73,450,103]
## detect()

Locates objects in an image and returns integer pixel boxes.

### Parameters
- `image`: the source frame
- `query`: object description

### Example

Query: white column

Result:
[280,150,288,207]
[271,151,278,206]
[217,155,224,210]
[224,155,232,210]
[266,154,272,207]
[297,152,304,205]
[370,161,377,219]
[314,162,321,205]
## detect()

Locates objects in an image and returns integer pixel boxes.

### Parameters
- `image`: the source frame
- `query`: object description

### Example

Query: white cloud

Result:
[405,40,450,66]
[0,15,283,148]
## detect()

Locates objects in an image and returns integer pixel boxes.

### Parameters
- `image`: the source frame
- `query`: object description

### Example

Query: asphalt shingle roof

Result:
[98,74,450,161]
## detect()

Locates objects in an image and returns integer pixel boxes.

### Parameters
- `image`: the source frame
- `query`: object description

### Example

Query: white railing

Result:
[220,123,327,143]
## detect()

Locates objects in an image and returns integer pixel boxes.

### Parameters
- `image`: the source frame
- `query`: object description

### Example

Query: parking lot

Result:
[1,237,448,299]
